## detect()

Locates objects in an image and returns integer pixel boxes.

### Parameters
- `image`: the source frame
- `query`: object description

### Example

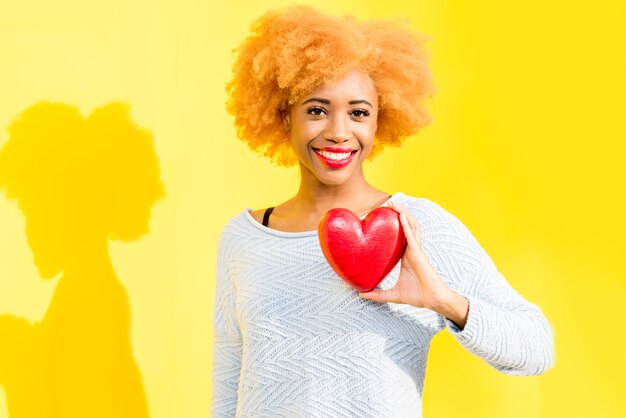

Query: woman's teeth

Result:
[315,149,354,160]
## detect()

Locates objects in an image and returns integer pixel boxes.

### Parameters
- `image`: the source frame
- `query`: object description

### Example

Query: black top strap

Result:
[262,207,275,227]
[262,194,392,227]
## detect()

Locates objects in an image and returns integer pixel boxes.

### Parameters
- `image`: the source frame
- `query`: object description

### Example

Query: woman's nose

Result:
[323,116,351,142]
[323,131,350,143]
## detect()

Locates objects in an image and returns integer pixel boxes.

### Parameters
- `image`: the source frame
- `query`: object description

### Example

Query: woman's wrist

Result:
[431,289,470,330]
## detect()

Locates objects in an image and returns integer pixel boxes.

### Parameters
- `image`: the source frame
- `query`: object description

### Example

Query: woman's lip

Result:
[313,147,356,152]
[313,148,357,168]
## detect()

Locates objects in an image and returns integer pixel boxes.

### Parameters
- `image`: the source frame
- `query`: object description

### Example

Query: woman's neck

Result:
[286,166,389,218]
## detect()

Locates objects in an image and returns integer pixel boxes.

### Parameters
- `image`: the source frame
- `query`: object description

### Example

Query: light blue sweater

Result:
[211,192,555,417]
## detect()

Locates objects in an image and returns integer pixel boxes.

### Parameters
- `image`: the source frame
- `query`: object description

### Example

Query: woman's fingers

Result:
[407,212,421,237]
[389,202,417,232]
[389,201,424,252]
[399,212,419,248]
[388,201,409,219]
[389,203,415,240]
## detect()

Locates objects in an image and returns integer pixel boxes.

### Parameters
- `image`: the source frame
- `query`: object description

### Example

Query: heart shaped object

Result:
[318,206,407,292]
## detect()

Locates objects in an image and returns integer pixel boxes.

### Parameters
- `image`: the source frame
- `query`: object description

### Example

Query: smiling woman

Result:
[225,4,435,169]
[212,4,555,418]
[286,70,378,179]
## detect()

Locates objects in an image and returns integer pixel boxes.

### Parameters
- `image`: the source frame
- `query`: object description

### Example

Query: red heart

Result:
[318,206,407,292]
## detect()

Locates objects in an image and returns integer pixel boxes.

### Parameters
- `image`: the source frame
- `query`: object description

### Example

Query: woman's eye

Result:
[351,109,370,118]
[307,107,326,116]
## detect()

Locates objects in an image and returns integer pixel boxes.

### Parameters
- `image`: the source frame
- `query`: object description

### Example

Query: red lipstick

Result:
[315,146,356,152]
[312,147,358,169]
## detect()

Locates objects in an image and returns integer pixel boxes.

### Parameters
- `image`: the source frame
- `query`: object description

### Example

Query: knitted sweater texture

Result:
[211,192,555,417]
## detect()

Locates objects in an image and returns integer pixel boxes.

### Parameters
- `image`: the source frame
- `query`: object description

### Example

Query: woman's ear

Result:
[282,113,290,132]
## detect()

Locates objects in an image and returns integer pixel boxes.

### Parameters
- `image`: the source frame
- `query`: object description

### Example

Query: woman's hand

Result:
[358,201,465,316]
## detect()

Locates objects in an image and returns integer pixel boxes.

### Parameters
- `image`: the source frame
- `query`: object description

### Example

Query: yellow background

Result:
[1,0,624,417]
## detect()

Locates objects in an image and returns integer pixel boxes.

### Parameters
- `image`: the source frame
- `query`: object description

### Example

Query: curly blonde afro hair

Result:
[225,4,436,167]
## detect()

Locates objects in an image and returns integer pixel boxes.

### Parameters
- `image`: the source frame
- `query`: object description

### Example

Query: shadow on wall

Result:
[0,101,165,417]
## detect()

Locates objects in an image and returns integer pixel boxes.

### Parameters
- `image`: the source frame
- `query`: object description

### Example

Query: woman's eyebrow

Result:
[300,97,373,108]
[301,97,330,105]
[349,99,373,108]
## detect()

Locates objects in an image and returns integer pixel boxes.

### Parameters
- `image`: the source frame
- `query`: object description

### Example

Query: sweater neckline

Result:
[243,192,406,238]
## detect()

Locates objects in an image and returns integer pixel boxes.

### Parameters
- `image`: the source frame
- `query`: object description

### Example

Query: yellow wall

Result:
[0,0,624,417]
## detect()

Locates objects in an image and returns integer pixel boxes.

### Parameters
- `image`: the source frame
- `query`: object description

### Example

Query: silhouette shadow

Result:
[0,101,165,417]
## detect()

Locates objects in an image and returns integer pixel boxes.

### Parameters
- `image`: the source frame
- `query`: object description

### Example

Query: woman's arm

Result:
[211,230,243,417]
[433,290,469,329]
[425,200,556,376]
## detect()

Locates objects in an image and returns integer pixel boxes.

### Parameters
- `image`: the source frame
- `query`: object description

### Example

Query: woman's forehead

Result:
[299,70,378,105]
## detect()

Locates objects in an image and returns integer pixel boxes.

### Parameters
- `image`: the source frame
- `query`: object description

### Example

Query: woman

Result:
[212,5,555,417]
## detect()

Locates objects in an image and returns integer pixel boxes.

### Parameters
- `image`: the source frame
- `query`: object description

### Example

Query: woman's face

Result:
[284,70,378,185]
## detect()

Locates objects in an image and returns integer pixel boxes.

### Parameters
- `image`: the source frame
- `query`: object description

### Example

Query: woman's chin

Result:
[314,170,354,186]
[302,156,362,185]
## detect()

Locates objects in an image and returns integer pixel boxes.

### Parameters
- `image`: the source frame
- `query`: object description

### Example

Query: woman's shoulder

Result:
[217,209,252,241]
[247,208,266,226]
[394,192,447,216]
[395,192,472,233]
[217,206,281,245]
[399,192,488,259]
